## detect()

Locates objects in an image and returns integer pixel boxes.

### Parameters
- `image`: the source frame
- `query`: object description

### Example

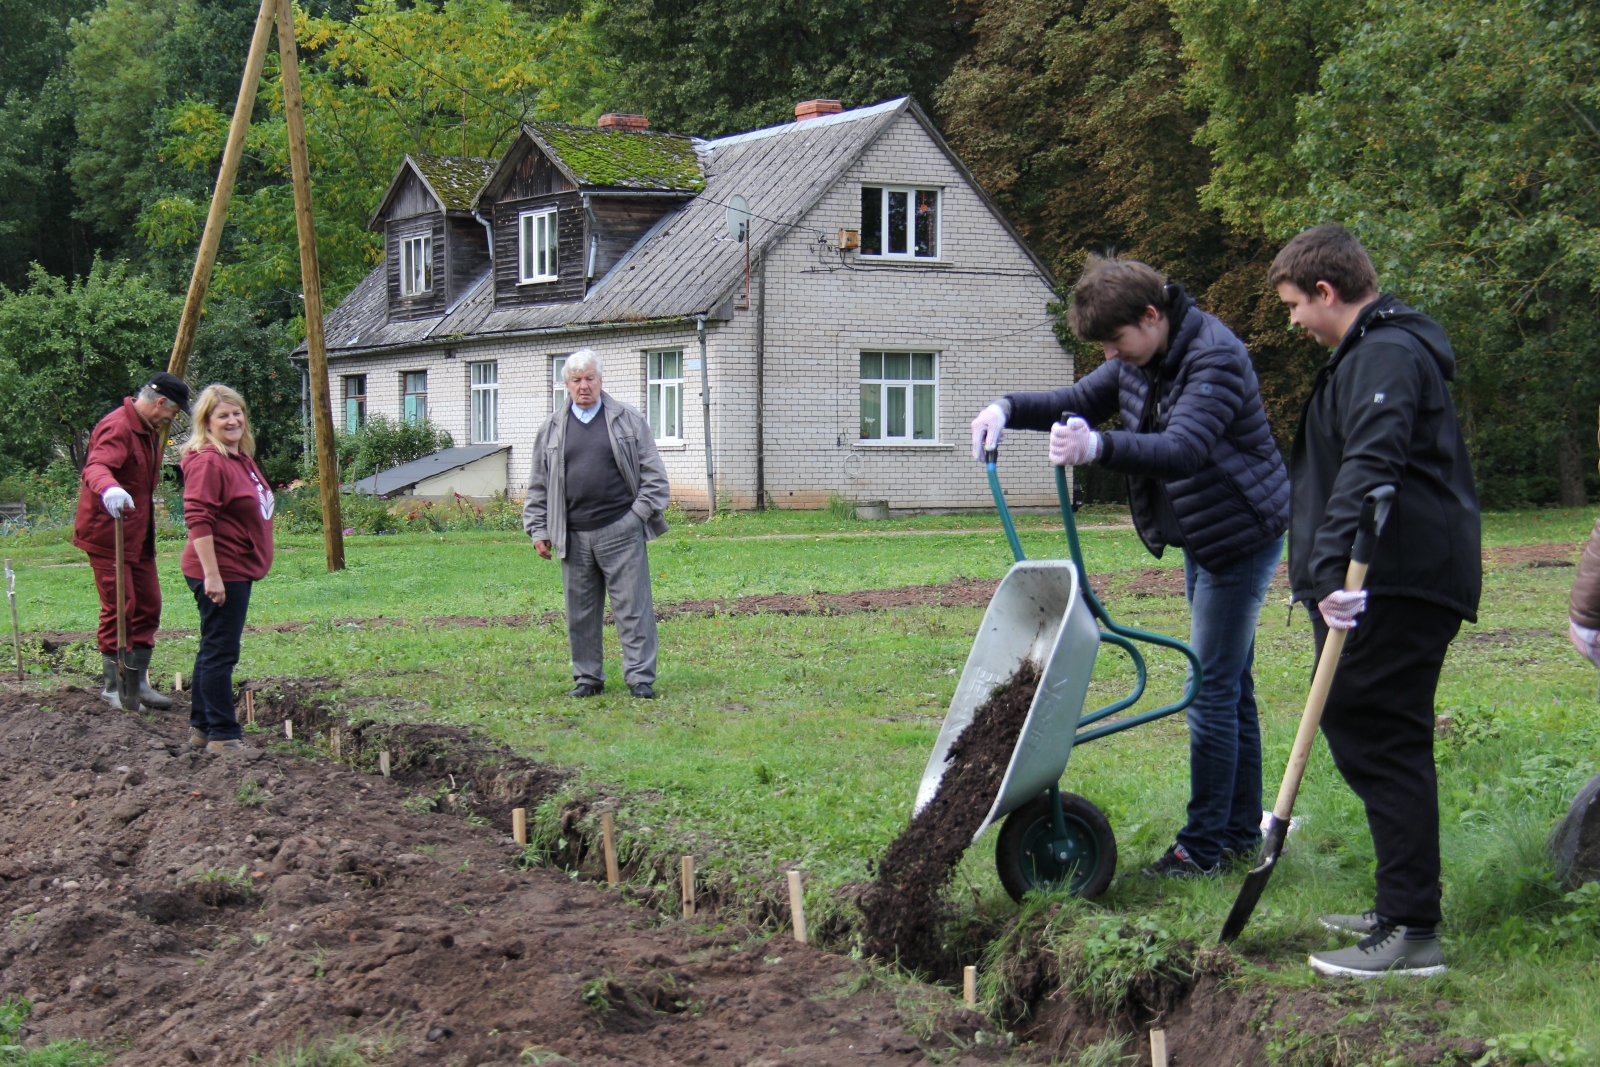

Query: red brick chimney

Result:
[597,113,649,131]
[794,99,843,123]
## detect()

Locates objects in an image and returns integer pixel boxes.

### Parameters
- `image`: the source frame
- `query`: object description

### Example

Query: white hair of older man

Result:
[564,348,603,380]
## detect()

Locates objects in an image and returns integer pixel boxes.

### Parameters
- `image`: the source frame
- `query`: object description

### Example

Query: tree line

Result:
[0,0,1594,506]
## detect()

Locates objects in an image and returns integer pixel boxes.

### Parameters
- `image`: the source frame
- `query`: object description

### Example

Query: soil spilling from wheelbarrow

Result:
[859,660,1039,973]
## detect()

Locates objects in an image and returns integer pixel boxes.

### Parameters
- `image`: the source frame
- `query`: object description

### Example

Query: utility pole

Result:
[276,0,345,570]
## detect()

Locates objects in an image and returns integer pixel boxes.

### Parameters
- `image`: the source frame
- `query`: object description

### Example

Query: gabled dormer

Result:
[369,154,497,323]
[473,114,705,310]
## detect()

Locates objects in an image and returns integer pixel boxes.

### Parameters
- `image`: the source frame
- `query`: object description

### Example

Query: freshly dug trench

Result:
[860,660,1039,972]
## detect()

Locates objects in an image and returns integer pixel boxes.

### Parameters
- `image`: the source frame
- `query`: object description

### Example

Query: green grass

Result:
[0,996,109,1066]
[6,504,1600,1051]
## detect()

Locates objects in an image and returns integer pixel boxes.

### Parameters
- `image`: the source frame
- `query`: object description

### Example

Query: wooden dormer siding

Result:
[488,140,586,309]
[369,155,496,324]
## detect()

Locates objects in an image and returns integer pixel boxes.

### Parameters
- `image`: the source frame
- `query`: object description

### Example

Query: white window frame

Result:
[551,355,568,416]
[518,209,559,283]
[470,361,499,444]
[860,186,942,260]
[399,234,432,296]
[646,349,683,442]
[859,351,938,443]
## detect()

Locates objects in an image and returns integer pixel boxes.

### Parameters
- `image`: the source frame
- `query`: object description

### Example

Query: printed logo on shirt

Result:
[1373,392,1386,404]
[247,467,276,520]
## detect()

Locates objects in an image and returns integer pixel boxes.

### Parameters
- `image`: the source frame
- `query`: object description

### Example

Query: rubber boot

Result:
[124,648,171,709]
[99,654,122,711]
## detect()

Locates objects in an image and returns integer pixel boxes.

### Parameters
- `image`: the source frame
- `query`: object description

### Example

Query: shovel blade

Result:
[116,656,139,712]
[1219,816,1290,943]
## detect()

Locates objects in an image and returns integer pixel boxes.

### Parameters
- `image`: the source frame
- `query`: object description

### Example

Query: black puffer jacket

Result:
[1004,289,1291,571]
[1288,295,1481,621]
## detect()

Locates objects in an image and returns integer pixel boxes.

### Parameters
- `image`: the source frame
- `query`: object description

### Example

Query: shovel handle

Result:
[114,514,127,661]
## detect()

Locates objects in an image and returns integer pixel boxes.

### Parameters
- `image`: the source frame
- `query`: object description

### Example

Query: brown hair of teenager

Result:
[183,383,256,458]
[1067,255,1169,342]
[1268,223,1379,303]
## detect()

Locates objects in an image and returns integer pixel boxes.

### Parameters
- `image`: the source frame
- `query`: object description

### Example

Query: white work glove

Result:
[970,404,1006,461]
[1318,588,1368,630]
[1049,417,1102,466]
[1571,620,1600,668]
[101,486,135,518]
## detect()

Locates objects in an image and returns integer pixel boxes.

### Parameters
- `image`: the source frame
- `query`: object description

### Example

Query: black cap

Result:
[145,371,192,415]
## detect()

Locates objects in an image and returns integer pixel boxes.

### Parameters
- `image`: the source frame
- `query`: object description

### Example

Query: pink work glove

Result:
[970,404,1006,460]
[1571,620,1600,668]
[1318,588,1368,630]
[1049,417,1101,466]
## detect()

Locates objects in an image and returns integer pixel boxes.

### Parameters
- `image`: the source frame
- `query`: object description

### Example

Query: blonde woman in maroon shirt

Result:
[180,385,275,754]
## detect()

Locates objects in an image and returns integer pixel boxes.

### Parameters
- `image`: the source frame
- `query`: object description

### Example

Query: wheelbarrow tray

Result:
[914,559,1100,842]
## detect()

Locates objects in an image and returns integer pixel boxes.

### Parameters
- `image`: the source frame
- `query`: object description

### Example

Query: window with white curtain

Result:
[470,361,498,443]
[518,209,558,283]
[859,187,941,259]
[859,352,937,442]
[399,234,432,295]
[551,355,568,415]
[646,349,682,441]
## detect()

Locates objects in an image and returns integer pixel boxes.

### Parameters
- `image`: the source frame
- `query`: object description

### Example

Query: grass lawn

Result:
[5,503,1599,1049]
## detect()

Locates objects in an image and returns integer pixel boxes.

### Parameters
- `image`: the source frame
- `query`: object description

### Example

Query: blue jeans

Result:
[1174,536,1283,868]
[186,577,253,742]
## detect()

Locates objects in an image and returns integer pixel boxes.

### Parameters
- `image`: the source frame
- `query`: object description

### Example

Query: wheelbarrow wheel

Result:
[995,790,1116,902]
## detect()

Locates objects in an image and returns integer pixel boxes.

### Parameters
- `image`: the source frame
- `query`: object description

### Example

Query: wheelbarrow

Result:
[915,446,1202,900]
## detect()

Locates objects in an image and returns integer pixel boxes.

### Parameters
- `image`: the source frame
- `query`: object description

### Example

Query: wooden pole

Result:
[244,690,255,724]
[174,671,183,693]
[680,855,695,918]
[329,725,341,758]
[284,719,293,740]
[962,966,977,1008]
[275,0,345,572]
[601,811,619,886]
[164,0,278,382]
[787,870,807,944]
[379,750,391,778]
[1151,1029,1168,1067]
[512,808,527,845]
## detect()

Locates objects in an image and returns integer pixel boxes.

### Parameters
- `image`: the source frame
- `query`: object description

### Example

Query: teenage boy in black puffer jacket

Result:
[971,255,1290,879]
[1271,224,1480,979]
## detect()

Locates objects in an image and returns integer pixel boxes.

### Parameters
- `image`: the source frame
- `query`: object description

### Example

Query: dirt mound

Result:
[859,661,1040,973]
[0,688,956,1066]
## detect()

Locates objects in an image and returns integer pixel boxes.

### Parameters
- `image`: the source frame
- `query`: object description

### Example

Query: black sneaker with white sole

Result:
[1309,925,1446,978]
[1140,844,1218,879]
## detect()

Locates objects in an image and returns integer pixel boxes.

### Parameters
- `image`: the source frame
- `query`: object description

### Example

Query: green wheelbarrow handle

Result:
[983,450,1203,744]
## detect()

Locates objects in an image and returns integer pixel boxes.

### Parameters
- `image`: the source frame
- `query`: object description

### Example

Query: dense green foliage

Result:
[0,0,1594,505]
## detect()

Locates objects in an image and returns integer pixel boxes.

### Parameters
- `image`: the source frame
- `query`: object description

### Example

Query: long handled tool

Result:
[1219,484,1395,943]
[113,515,138,711]
[5,558,21,681]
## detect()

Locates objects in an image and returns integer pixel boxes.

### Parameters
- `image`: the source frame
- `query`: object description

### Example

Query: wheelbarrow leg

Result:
[1046,784,1072,864]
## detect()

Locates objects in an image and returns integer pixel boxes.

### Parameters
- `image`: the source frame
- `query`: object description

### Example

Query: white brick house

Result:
[300,98,1070,511]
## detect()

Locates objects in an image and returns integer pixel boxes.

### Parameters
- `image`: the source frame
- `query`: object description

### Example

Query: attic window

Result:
[860,186,940,259]
[400,234,432,296]
[519,209,558,283]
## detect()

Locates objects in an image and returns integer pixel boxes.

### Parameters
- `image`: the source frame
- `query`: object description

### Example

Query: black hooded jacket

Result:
[1288,295,1481,621]
[1004,285,1290,571]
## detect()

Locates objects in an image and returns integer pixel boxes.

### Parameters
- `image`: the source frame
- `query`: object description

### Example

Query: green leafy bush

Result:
[308,415,453,482]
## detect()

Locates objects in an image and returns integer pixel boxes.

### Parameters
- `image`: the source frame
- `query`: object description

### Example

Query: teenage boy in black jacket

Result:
[973,255,1290,879]
[1271,224,1481,978]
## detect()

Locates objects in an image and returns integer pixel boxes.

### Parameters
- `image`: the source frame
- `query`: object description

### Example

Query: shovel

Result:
[113,515,138,711]
[1219,484,1395,943]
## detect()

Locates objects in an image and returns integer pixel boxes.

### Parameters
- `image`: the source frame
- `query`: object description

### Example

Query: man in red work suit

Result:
[73,372,191,709]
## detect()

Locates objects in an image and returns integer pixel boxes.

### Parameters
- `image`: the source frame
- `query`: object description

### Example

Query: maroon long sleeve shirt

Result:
[180,446,275,582]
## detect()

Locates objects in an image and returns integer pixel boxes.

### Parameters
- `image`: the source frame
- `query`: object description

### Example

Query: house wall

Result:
[385,214,448,321]
[412,450,510,500]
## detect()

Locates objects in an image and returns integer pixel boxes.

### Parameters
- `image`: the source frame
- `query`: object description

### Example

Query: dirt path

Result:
[0,688,996,1066]
[25,542,1579,648]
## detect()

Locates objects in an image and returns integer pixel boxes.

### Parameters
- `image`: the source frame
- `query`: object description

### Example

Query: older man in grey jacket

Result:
[524,349,671,698]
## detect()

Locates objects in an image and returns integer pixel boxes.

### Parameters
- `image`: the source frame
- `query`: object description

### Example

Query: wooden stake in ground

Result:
[681,855,695,917]
[512,808,527,846]
[379,750,391,778]
[601,811,619,886]
[284,719,293,740]
[787,870,807,944]
[1150,1029,1168,1067]
[274,0,344,572]
[963,966,977,1008]
[174,672,183,693]
[243,690,255,724]
[4,559,22,682]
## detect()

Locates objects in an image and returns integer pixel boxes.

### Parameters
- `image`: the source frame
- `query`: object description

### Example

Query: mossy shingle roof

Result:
[530,124,704,192]
[409,154,498,211]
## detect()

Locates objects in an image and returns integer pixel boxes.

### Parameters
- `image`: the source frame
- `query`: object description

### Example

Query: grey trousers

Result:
[561,511,658,688]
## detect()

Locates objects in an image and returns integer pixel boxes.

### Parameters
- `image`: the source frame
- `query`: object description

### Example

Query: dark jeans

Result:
[1175,536,1283,868]
[186,577,253,742]
[1313,595,1461,928]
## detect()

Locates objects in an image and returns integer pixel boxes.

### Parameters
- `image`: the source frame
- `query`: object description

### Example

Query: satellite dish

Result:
[726,195,750,243]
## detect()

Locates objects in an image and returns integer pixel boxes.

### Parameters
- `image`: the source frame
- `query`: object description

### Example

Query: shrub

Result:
[306,415,453,482]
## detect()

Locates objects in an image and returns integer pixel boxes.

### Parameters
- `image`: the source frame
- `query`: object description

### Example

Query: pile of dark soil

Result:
[0,687,963,1066]
[859,661,1040,973]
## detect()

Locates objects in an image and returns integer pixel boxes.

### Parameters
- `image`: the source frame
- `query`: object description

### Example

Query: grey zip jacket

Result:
[523,391,671,559]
